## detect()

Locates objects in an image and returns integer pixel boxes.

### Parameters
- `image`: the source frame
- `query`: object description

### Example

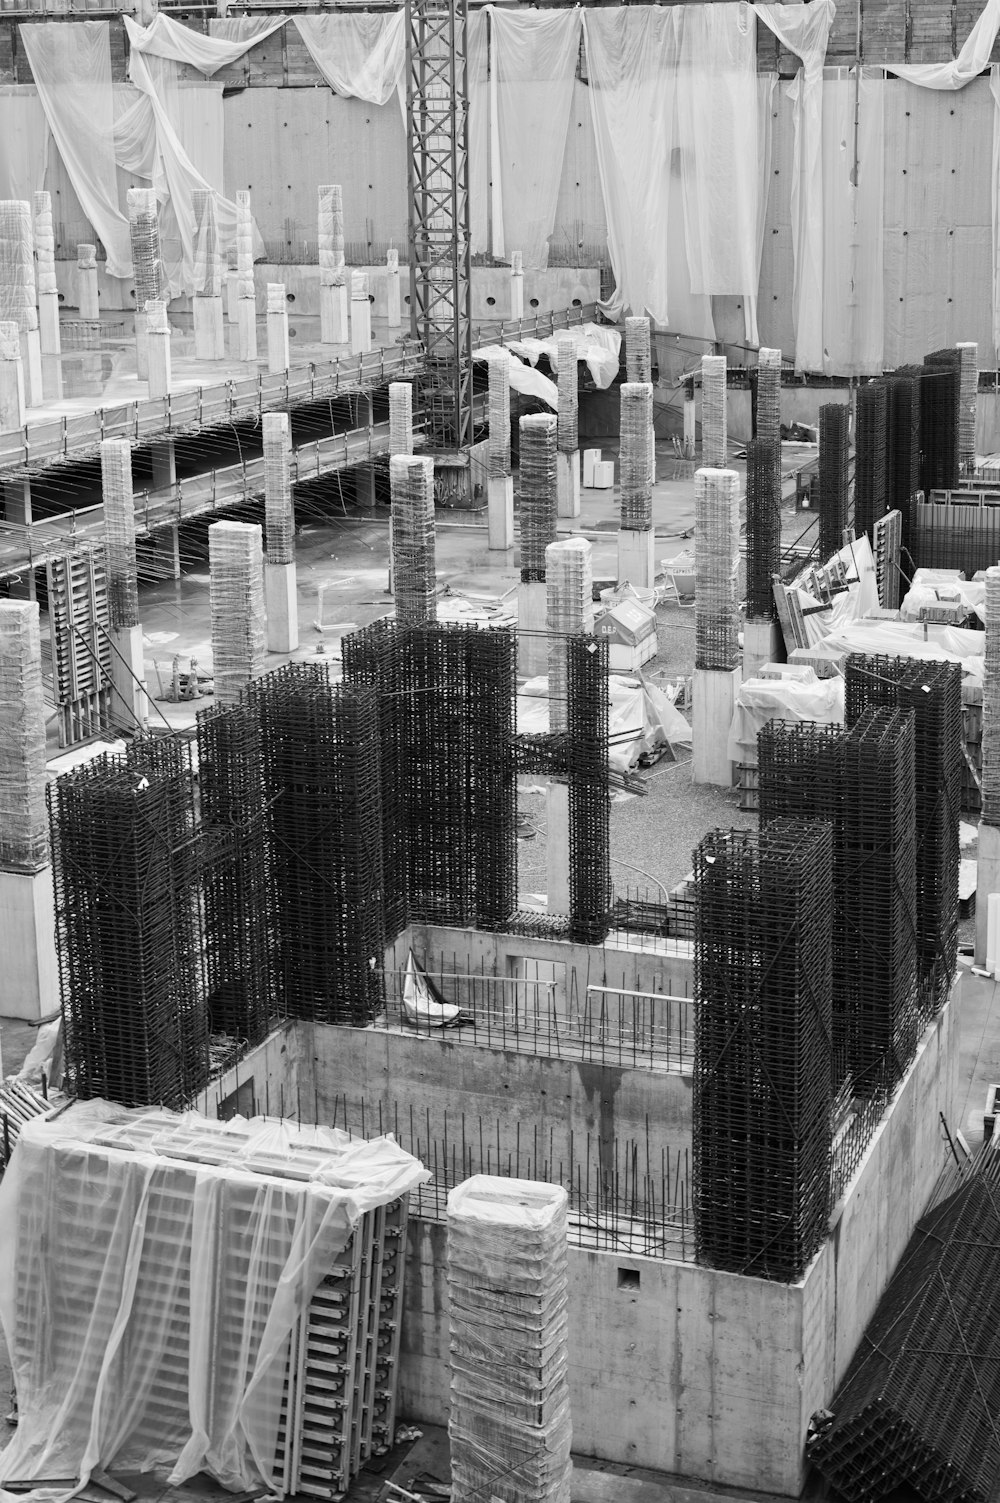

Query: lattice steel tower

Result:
[405,0,473,452]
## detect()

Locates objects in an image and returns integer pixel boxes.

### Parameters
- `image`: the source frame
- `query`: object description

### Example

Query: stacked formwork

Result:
[744,437,781,621]
[693,821,834,1282]
[818,403,850,559]
[854,381,888,540]
[921,349,962,494]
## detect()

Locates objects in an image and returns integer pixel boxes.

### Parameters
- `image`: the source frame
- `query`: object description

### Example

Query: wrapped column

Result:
[389,381,413,457]
[127,188,161,380]
[225,246,238,325]
[0,599,58,1020]
[33,192,59,357]
[743,436,784,677]
[693,467,741,786]
[235,190,257,363]
[263,411,297,652]
[626,315,655,483]
[487,351,513,550]
[977,567,1000,964]
[756,347,783,502]
[77,243,99,321]
[319,185,348,345]
[518,411,558,676]
[447,1176,572,1503]
[957,341,978,470]
[209,520,266,706]
[555,335,580,520]
[386,247,401,328]
[192,190,225,361]
[0,201,42,408]
[266,282,290,374]
[390,455,437,624]
[818,402,850,559]
[701,354,727,467]
[350,270,371,356]
[510,249,524,321]
[0,319,25,432]
[617,380,655,589]
[145,299,171,400]
[101,438,148,731]
[546,537,593,913]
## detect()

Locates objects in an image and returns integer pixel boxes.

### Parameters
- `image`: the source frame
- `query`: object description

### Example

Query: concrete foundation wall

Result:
[190,1020,305,1120]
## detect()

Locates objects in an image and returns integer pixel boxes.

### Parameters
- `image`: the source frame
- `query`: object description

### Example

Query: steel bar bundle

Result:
[808,1146,1000,1503]
[693,820,833,1281]
[196,700,273,1045]
[519,413,558,583]
[982,567,1000,826]
[818,403,850,559]
[0,600,48,869]
[846,653,962,1014]
[464,628,517,932]
[235,191,254,301]
[318,184,345,286]
[192,190,221,297]
[546,538,592,733]
[389,381,414,457]
[488,353,511,479]
[755,348,782,498]
[263,411,293,565]
[956,341,978,470]
[921,349,961,493]
[744,436,780,620]
[32,191,55,298]
[567,634,611,945]
[209,521,266,707]
[556,335,578,454]
[101,437,139,630]
[854,380,888,540]
[0,200,36,335]
[619,382,652,531]
[247,665,385,1024]
[390,455,437,624]
[884,369,922,556]
[448,1176,572,1503]
[47,735,207,1108]
[700,355,726,467]
[126,188,161,311]
[625,315,651,383]
[694,467,740,670]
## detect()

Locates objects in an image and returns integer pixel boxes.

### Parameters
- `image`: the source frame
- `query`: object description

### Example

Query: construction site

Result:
[4,3,1000,1503]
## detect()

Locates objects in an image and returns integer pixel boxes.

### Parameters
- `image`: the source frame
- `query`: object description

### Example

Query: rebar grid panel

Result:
[519,412,558,582]
[488,352,511,479]
[983,567,1000,826]
[196,700,274,1046]
[694,467,740,670]
[546,537,593,734]
[447,1177,572,1503]
[567,634,611,945]
[845,653,962,1015]
[625,315,651,383]
[77,243,96,272]
[745,436,781,621]
[32,192,55,298]
[262,411,293,565]
[235,191,254,302]
[0,200,37,336]
[885,368,922,557]
[101,437,138,631]
[318,184,345,287]
[464,628,517,931]
[921,349,962,494]
[0,600,48,870]
[701,355,727,467]
[126,188,161,311]
[192,190,221,298]
[208,521,266,708]
[245,666,385,1024]
[556,335,578,454]
[619,382,653,532]
[956,341,978,469]
[854,380,889,540]
[693,820,834,1282]
[390,455,437,624]
[389,381,414,457]
[47,736,208,1109]
[818,402,850,559]
[808,1146,1000,1503]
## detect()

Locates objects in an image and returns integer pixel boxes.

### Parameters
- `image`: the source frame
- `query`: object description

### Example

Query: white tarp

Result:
[818,618,987,686]
[899,568,987,624]
[518,672,690,771]
[727,668,845,762]
[474,324,622,409]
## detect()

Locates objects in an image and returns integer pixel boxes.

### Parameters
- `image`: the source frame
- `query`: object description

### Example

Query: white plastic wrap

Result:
[727,670,845,762]
[0,600,48,869]
[899,569,986,625]
[546,537,592,733]
[0,319,19,361]
[351,269,369,302]
[0,200,38,336]
[32,191,56,298]
[208,520,265,706]
[266,282,285,315]
[0,1104,430,1493]
[318,184,345,289]
[235,190,254,302]
[191,189,221,298]
[77,243,97,271]
[389,380,414,458]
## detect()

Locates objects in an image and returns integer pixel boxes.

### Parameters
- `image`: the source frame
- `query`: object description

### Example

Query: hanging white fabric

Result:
[292,13,405,107]
[468,9,490,255]
[991,66,1000,362]
[744,72,777,346]
[820,69,885,376]
[489,7,581,270]
[0,89,49,207]
[130,11,288,74]
[751,0,835,373]
[885,0,1000,88]
[19,21,132,280]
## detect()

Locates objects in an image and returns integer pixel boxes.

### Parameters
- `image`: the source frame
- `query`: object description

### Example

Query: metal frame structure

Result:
[405,0,473,452]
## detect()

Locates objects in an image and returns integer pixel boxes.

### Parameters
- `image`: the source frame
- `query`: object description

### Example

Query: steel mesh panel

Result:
[519,413,558,583]
[695,467,740,670]
[566,634,611,946]
[745,436,780,621]
[818,403,850,559]
[921,350,962,494]
[855,380,888,541]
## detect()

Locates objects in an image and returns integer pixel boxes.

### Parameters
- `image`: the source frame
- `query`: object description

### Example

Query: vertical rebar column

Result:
[318,184,347,344]
[487,352,513,550]
[350,269,372,356]
[978,568,1000,967]
[693,467,741,785]
[389,381,414,457]
[264,412,293,566]
[33,191,59,357]
[555,334,580,520]
[391,455,437,624]
[744,437,781,623]
[101,438,148,731]
[546,537,593,734]
[701,354,727,467]
[0,600,48,870]
[192,189,224,361]
[819,402,850,558]
[617,381,654,588]
[957,341,978,471]
[235,189,257,362]
[127,188,161,381]
[854,380,888,541]
[625,315,651,383]
[77,243,99,321]
[209,521,266,706]
[518,412,558,675]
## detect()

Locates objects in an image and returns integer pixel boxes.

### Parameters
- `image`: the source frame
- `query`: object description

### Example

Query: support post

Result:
[194,294,225,361]
[101,437,148,732]
[266,282,290,374]
[192,189,225,360]
[145,300,171,399]
[318,184,349,344]
[510,250,524,321]
[77,244,100,320]
[0,321,25,432]
[386,247,401,328]
[487,351,513,550]
[350,270,372,355]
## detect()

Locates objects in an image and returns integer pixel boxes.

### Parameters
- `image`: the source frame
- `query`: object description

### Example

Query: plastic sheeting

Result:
[0,1103,430,1494]
[821,71,885,376]
[293,13,406,108]
[900,568,987,624]
[885,0,1000,89]
[0,91,48,210]
[727,668,845,762]
[819,617,986,686]
[517,671,685,772]
[474,324,622,408]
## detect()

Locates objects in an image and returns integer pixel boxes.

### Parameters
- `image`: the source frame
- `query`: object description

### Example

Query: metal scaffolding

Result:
[406,0,473,451]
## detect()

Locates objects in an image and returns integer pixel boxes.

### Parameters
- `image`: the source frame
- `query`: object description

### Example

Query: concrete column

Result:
[617,527,656,591]
[194,295,226,361]
[977,565,1000,965]
[692,666,740,787]
[225,269,239,324]
[487,351,513,551]
[386,247,401,328]
[266,282,290,375]
[235,190,257,363]
[517,580,548,678]
[134,311,149,383]
[318,184,348,344]
[264,564,297,656]
[77,244,100,320]
[321,284,349,346]
[151,438,177,492]
[357,463,378,510]
[350,271,372,355]
[489,477,515,552]
[0,321,25,432]
[510,250,524,321]
[237,299,258,364]
[742,619,785,681]
[145,300,171,399]
[546,782,571,914]
[556,451,580,521]
[21,327,42,410]
[127,188,161,381]
[209,520,266,705]
[34,192,60,358]
[101,437,148,732]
